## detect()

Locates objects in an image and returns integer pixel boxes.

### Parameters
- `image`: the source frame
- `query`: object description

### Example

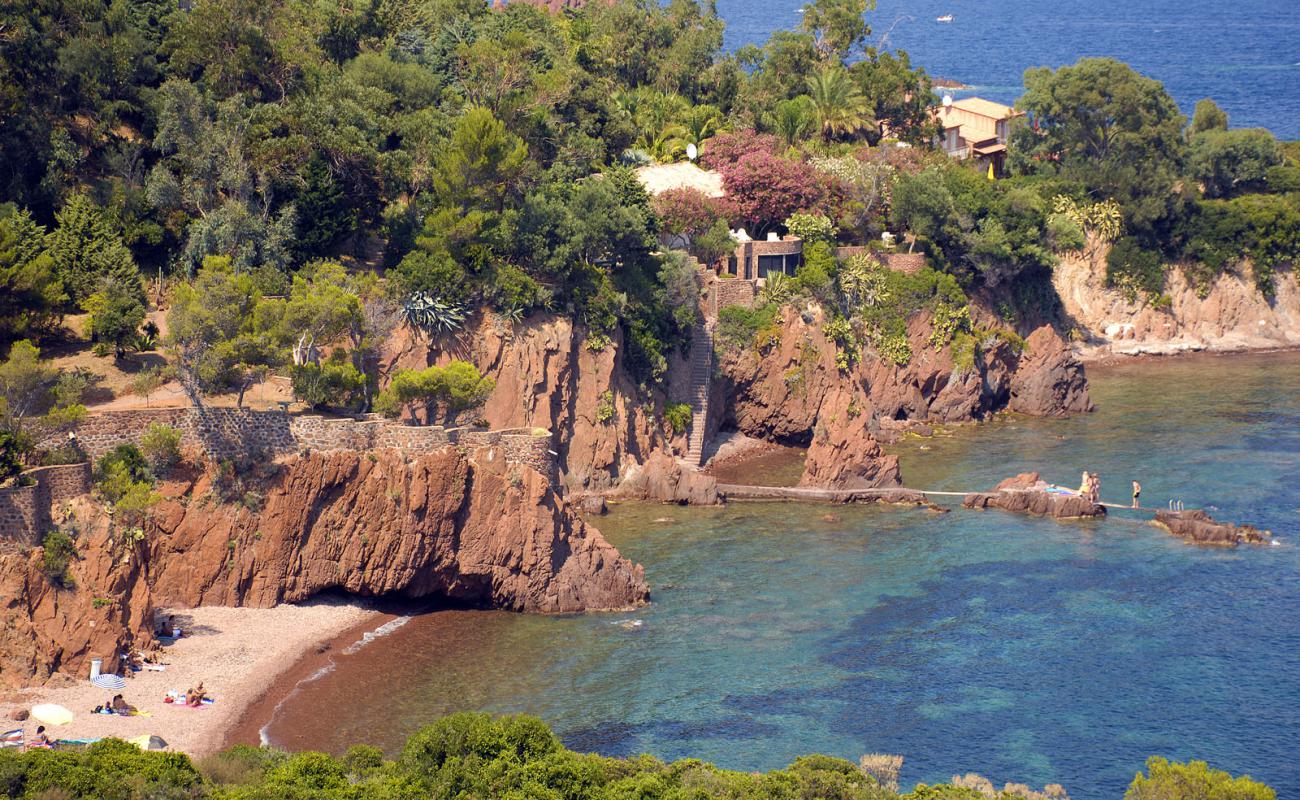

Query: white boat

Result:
[936,14,954,22]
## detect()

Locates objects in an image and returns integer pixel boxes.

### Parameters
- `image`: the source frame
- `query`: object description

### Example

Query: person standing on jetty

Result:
[1132,480,1141,508]
[1078,471,1090,497]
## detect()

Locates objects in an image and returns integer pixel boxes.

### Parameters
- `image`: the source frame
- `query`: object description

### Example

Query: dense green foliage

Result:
[1124,756,1275,800]
[0,714,1272,800]
[374,361,495,423]
[41,529,78,588]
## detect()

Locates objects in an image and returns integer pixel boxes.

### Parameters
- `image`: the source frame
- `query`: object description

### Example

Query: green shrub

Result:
[94,444,160,525]
[290,355,366,411]
[139,423,183,472]
[1106,237,1166,298]
[42,529,77,588]
[595,391,616,424]
[664,402,692,435]
[716,304,779,351]
[375,361,495,423]
[94,445,152,501]
[1124,756,1275,800]
[0,431,21,485]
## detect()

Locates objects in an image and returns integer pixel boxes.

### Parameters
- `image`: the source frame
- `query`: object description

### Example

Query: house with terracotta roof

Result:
[933,96,1023,175]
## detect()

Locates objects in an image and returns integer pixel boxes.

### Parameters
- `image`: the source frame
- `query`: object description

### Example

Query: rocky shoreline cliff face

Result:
[146,449,646,614]
[713,307,1092,489]
[0,501,154,690]
[384,315,669,492]
[1,448,647,688]
[1053,250,1300,359]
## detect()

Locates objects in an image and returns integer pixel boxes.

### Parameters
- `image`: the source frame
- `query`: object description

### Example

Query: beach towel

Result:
[1,729,23,748]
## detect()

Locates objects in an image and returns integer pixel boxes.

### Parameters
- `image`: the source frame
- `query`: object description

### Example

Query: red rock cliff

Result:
[146,449,647,613]
[0,501,155,689]
[716,306,1091,489]
[384,314,668,491]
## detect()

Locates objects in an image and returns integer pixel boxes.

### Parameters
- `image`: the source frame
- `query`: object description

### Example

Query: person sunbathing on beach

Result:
[111,694,136,715]
[29,726,51,749]
[185,683,207,707]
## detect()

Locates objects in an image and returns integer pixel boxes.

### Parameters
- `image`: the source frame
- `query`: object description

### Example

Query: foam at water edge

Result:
[342,615,413,655]
[259,616,414,746]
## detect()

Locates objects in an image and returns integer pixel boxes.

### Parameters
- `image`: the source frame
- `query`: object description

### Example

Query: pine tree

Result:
[295,157,355,259]
[45,194,142,305]
[0,205,66,340]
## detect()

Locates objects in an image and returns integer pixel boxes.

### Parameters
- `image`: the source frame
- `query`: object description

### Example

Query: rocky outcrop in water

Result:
[1008,327,1094,416]
[146,449,647,613]
[610,450,722,505]
[0,500,155,689]
[962,473,1105,520]
[1152,509,1271,546]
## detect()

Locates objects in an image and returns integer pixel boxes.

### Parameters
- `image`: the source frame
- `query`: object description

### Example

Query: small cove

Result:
[259,351,1300,800]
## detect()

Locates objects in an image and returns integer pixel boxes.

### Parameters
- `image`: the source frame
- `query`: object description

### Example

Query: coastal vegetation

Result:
[0,0,1294,437]
[0,713,1275,800]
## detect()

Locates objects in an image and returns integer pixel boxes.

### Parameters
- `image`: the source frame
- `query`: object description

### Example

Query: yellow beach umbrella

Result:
[30,704,74,726]
[129,734,169,751]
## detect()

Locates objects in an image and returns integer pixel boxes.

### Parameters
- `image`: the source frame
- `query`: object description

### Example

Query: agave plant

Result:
[402,291,467,336]
[761,271,796,307]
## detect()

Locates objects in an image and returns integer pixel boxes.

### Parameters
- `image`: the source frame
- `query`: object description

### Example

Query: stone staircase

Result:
[684,323,714,467]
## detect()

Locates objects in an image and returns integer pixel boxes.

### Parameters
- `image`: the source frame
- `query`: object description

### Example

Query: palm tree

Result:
[768,96,816,148]
[806,67,873,142]
[678,104,725,150]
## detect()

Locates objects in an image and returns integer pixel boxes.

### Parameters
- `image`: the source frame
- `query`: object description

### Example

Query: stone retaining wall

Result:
[0,463,92,548]
[37,409,556,482]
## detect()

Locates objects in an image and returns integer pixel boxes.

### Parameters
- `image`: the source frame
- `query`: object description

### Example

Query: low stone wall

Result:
[0,484,40,548]
[37,409,557,484]
[713,278,756,313]
[0,463,92,549]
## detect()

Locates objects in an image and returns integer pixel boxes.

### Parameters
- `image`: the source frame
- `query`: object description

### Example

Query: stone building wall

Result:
[713,279,757,313]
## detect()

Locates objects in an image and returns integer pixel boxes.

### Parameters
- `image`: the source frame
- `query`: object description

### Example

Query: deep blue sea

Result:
[268,352,1300,799]
[716,0,1300,139]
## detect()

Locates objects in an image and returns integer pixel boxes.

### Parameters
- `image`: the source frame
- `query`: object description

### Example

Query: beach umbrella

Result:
[129,734,169,751]
[30,704,74,726]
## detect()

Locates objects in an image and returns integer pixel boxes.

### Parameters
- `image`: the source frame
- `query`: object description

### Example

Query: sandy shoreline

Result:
[0,601,379,756]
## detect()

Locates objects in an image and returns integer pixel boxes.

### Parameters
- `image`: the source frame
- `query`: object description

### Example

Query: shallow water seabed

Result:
[263,352,1300,800]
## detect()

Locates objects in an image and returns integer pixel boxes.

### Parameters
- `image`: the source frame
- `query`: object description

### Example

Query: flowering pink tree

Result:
[652,188,737,238]
[720,151,832,236]
[699,130,780,171]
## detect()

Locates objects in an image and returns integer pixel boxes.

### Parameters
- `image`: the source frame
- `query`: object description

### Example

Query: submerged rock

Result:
[1152,509,1271,546]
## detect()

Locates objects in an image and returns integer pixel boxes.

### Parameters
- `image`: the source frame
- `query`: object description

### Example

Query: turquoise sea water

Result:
[265,352,1300,799]
[715,0,1300,139]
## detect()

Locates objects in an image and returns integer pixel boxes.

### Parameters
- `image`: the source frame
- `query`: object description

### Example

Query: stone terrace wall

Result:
[0,484,40,549]
[38,410,556,484]
[713,278,757,313]
[0,463,92,549]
